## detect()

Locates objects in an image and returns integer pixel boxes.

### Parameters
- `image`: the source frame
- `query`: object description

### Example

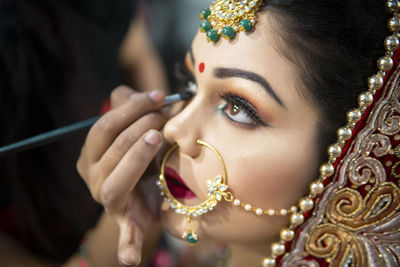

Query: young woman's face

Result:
[161,12,320,245]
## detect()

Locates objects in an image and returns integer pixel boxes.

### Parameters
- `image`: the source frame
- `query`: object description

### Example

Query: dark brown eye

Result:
[222,102,254,125]
[230,104,241,115]
[219,92,269,127]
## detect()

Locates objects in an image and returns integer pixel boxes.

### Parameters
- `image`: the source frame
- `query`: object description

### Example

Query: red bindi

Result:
[199,62,205,73]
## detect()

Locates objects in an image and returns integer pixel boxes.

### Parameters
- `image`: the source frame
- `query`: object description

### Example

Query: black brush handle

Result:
[0,116,100,157]
[0,91,195,157]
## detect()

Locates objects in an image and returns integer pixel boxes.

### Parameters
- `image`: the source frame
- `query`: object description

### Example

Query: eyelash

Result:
[219,92,269,128]
[176,62,268,128]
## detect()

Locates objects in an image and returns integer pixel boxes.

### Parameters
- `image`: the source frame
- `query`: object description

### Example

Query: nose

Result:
[163,96,205,158]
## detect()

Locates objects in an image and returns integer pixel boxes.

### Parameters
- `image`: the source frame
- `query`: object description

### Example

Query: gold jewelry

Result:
[199,0,263,42]
[157,139,294,245]
[195,1,400,266]
[158,140,232,244]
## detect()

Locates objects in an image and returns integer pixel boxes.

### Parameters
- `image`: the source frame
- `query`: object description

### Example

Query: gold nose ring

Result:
[157,139,233,244]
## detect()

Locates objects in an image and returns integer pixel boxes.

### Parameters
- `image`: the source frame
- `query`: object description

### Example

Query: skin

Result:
[161,12,320,265]
[77,11,321,267]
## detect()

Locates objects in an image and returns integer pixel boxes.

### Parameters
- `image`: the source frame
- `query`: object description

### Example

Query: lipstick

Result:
[164,166,196,199]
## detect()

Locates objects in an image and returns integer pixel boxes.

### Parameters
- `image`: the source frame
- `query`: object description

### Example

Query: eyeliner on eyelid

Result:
[219,92,269,127]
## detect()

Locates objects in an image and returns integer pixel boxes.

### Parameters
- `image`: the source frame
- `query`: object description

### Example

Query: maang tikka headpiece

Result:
[199,0,263,42]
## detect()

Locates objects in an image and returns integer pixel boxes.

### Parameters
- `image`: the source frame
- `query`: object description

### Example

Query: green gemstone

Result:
[239,19,253,32]
[200,20,212,33]
[206,29,220,42]
[200,8,211,20]
[222,26,235,40]
[187,233,198,244]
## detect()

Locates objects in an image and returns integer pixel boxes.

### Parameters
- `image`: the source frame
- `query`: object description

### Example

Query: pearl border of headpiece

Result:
[262,1,400,266]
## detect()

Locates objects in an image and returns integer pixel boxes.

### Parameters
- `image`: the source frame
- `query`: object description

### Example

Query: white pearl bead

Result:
[377,55,393,71]
[387,0,400,12]
[267,209,275,215]
[310,181,324,195]
[245,204,252,211]
[385,35,400,51]
[291,213,304,226]
[271,242,285,256]
[358,91,374,107]
[256,208,263,215]
[388,17,400,32]
[347,108,362,123]
[328,143,342,159]
[319,163,334,177]
[263,257,276,267]
[280,228,295,241]
[182,232,188,239]
[337,127,352,141]
[368,74,384,90]
[280,209,288,215]
[233,199,241,206]
[299,198,314,211]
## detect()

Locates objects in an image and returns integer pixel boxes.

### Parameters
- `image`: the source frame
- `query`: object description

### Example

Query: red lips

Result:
[164,166,196,199]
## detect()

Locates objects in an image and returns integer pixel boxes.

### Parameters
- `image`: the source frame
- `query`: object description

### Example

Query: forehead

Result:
[191,11,296,85]
[192,11,281,69]
[190,11,303,104]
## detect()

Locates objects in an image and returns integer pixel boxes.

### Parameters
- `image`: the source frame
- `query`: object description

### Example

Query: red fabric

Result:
[279,47,400,266]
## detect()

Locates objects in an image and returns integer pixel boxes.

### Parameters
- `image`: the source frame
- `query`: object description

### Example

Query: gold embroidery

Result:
[306,183,400,266]
[282,66,400,266]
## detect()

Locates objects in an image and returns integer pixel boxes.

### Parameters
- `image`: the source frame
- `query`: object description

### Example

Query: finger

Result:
[98,112,167,178]
[117,218,143,266]
[117,193,153,266]
[99,130,163,210]
[88,113,166,204]
[110,85,136,109]
[76,144,89,184]
[85,90,165,162]
[77,145,107,202]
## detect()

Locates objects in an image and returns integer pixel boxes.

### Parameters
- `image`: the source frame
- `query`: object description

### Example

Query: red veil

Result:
[280,28,400,267]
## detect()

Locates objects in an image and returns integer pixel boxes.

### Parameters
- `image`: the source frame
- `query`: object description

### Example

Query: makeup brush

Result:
[0,84,197,157]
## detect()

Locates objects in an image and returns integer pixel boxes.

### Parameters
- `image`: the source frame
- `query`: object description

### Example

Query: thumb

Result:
[117,218,145,266]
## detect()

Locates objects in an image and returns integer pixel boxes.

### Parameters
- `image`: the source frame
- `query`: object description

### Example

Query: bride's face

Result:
[161,12,320,244]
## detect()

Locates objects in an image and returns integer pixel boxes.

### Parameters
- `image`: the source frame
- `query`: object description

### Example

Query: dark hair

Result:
[0,0,104,261]
[1,0,136,261]
[264,0,388,153]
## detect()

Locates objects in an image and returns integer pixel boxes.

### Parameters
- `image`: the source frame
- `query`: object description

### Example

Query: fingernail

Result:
[119,248,137,266]
[144,130,161,146]
[148,90,164,103]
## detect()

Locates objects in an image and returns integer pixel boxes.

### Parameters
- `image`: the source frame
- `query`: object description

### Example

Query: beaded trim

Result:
[199,0,263,42]
[262,1,400,266]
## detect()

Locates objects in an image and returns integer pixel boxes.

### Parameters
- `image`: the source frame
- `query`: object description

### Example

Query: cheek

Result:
[196,135,319,242]
[226,134,319,210]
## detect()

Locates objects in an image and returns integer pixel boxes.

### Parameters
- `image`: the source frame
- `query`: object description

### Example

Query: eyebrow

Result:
[214,68,285,107]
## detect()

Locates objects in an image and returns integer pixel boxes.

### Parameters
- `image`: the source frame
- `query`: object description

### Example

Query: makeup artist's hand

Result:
[77,85,168,266]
